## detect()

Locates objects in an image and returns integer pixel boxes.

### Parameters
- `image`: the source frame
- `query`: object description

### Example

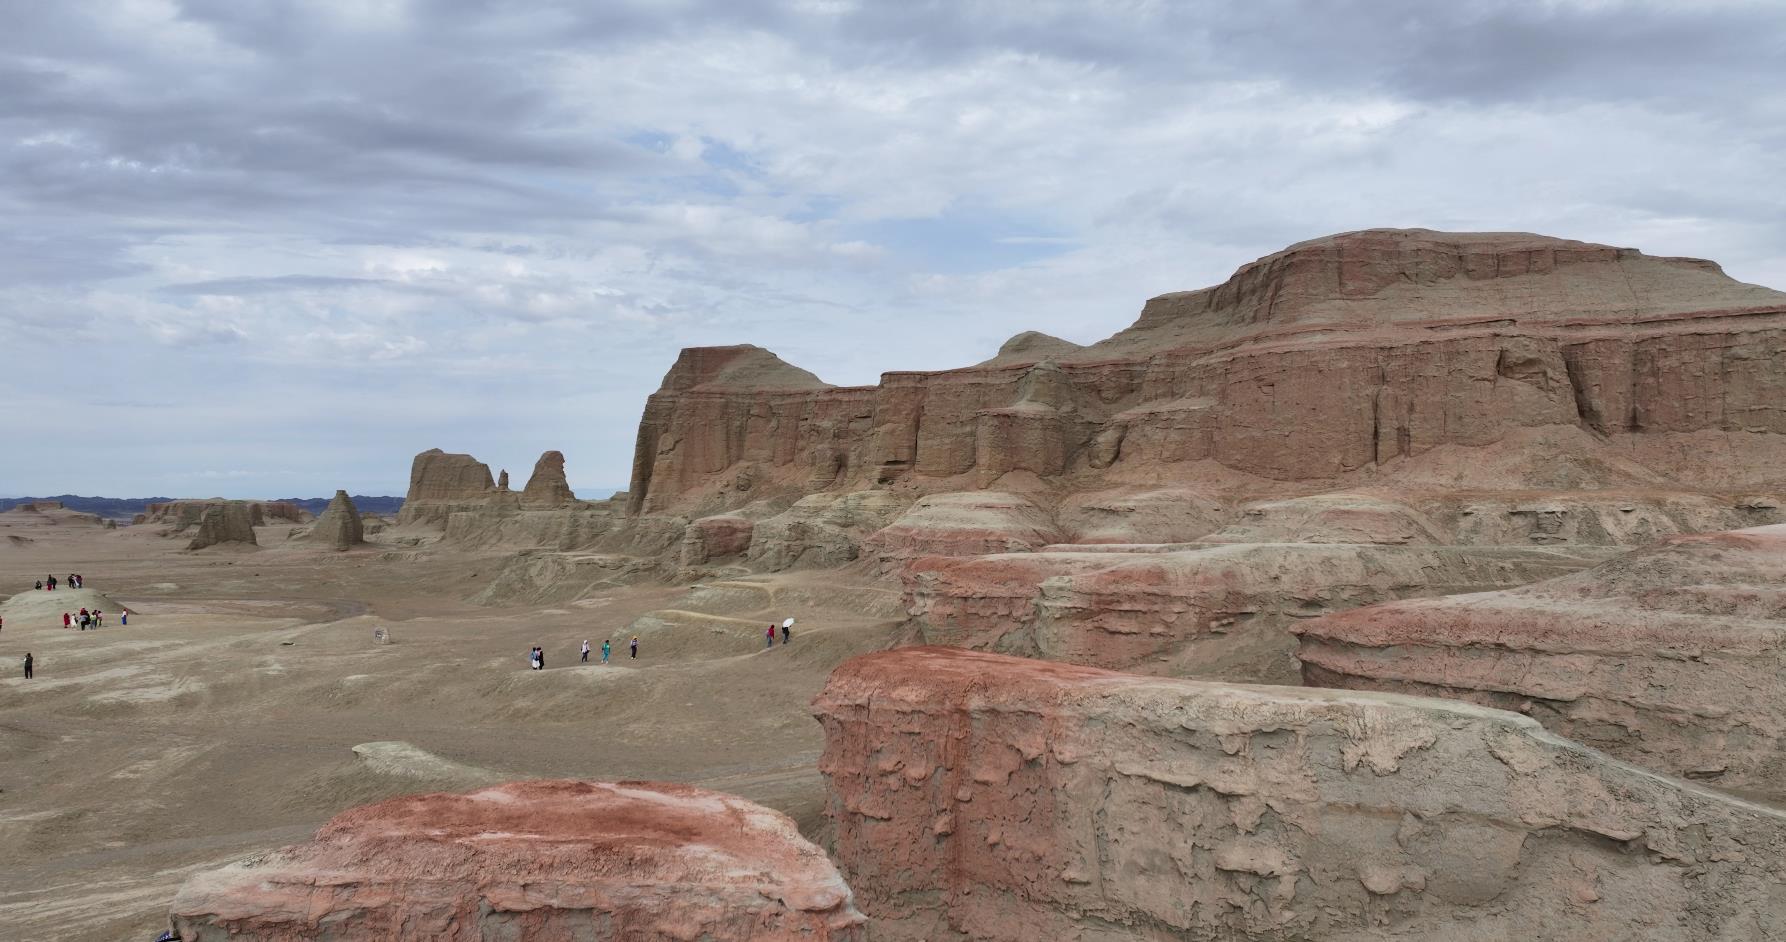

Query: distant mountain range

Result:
[0,494,406,520]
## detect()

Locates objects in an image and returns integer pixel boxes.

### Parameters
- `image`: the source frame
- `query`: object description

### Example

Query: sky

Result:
[3,0,1784,499]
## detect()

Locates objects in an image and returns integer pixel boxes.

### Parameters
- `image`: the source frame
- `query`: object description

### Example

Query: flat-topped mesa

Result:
[396,448,497,526]
[168,780,866,941]
[520,449,576,507]
[625,229,1786,516]
[1297,524,1786,801]
[1101,228,1786,348]
[814,647,1786,942]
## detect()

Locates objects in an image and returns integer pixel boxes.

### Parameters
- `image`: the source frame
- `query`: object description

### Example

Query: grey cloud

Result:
[156,275,395,296]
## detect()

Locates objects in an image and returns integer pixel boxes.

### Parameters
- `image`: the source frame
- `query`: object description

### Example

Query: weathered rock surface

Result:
[627,230,1786,517]
[745,491,907,570]
[681,514,755,566]
[307,489,364,551]
[168,779,865,941]
[185,504,258,550]
[396,448,497,525]
[1202,493,1445,545]
[814,647,1786,942]
[906,542,1611,683]
[521,449,576,507]
[862,491,1063,569]
[1056,487,1227,544]
[1297,525,1786,801]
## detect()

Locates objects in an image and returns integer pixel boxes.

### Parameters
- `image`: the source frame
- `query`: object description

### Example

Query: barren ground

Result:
[0,516,904,941]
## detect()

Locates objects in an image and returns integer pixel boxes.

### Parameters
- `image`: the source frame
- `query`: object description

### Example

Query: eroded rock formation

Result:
[168,780,866,940]
[132,500,295,549]
[814,647,1786,942]
[905,541,1610,683]
[308,490,365,551]
[395,449,497,525]
[1297,524,1786,802]
[520,449,576,507]
[627,230,1786,519]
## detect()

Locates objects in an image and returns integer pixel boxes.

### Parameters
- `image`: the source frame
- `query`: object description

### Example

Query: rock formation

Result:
[168,780,866,940]
[395,449,497,525]
[904,541,1610,683]
[814,647,1786,942]
[130,500,285,549]
[307,489,365,551]
[1296,524,1786,802]
[627,230,1786,518]
[862,491,1064,570]
[184,503,258,550]
[520,449,576,507]
[133,499,307,529]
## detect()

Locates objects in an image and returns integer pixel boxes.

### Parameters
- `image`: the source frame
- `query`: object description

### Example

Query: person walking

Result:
[22,652,32,680]
[766,624,776,649]
[781,619,791,645]
[536,646,545,670]
[629,636,638,659]
[581,640,590,663]
[62,612,70,629]
[121,611,128,626]
[601,639,611,664]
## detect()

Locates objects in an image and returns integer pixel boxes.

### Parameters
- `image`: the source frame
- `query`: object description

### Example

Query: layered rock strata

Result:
[1296,525,1786,801]
[134,499,307,529]
[814,647,1786,942]
[628,230,1786,518]
[904,542,1611,683]
[168,780,866,940]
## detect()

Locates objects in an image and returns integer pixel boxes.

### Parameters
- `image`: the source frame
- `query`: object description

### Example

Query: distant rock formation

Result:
[626,229,1786,517]
[396,449,497,525]
[1297,524,1786,801]
[307,490,365,551]
[133,499,307,528]
[168,780,865,940]
[130,499,305,549]
[815,647,1786,941]
[520,449,576,507]
[184,503,257,550]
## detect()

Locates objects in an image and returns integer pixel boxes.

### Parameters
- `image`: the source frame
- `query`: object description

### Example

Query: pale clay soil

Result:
[0,517,904,941]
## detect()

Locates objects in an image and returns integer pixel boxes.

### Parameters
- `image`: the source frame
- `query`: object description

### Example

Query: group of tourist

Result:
[63,608,108,630]
[34,573,84,591]
[533,636,638,670]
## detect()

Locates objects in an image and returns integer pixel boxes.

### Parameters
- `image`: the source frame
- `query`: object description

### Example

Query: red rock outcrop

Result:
[905,542,1611,683]
[168,779,865,940]
[627,230,1786,517]
[814,647,1786,942]
[680,514,755,566]
[1296,524,1786,801]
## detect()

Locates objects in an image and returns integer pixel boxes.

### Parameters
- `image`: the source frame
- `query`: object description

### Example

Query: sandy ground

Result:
[0,512,905,941]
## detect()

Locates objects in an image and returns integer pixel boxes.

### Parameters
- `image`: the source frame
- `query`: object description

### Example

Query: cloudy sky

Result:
[4,0,1783,498]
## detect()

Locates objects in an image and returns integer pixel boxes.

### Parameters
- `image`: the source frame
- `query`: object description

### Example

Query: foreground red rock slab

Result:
[1296,524,1786,802]
[168,780,865,941]
[814,647,1786,942]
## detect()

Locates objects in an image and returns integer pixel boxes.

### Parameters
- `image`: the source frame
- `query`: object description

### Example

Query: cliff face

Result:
[168,780,866,941]
[813,647,1786,942]
[1297,524,1786,802]
[627,229,1786,517]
